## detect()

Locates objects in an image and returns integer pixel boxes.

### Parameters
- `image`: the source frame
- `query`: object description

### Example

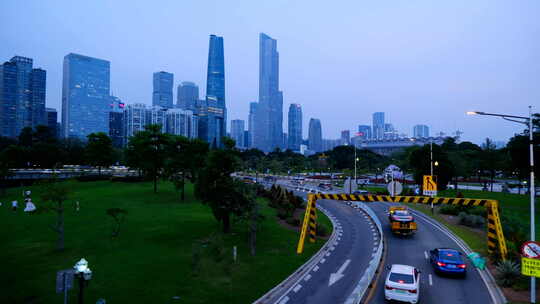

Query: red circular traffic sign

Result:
[522,241,540,259]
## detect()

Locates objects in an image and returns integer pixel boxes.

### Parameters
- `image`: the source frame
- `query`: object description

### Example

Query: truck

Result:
[388,206,417,236]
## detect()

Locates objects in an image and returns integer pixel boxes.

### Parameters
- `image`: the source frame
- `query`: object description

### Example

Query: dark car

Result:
[429,248,467,277]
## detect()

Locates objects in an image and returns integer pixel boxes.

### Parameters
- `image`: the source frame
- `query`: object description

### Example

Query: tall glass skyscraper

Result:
[413,124,429,138]
[231,119,245,148]
[287,103,302,151]
[177,81,199,111]
[0,56,46,137]
[62,53,110,139]
[308,118,322,153]
[372,112,385,140]
[357,125,372,140]
[153,71,174,109]
[254,33,283,152]
[248,101,257,148]
[200,34,226,147]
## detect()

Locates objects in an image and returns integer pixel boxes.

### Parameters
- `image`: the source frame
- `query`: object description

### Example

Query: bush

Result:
[76,174,111,182]
[457,212,485,228]
[110,176,145,183]
[285,217,300,227]
[316,223,330,237]
[439,205,464,216]
[495,260,521,287]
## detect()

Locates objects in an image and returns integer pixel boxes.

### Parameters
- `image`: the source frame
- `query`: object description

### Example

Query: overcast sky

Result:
[1,0,539,144]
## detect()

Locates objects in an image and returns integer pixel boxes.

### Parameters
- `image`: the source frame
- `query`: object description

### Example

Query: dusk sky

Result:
[2,0,539,144]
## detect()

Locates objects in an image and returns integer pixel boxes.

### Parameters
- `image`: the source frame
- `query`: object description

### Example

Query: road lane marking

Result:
[313,265,319,272]
[424,251,429,260]
[329,259,351,286]
[429,274,433,286]
[326,252,331,256]
[304,274,312,281]
[320,258,326,264]
[278,296,289,304]
[293,284,302,293]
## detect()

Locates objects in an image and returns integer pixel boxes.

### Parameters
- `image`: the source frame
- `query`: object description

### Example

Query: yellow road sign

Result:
[423,175,437,196]
[522,257,540,277]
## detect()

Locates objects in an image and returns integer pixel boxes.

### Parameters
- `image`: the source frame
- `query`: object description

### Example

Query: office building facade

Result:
[165,109,198,138]
[231,119,245,148]
[413,124,429,138]
[0,56,46,137]
[287,103,302,151]
[153,71,174,109]
[46,108,58,138]
[62,53,110,139]
[108,96,125,147]
[357,125,372,140]
[248,102,257,148]
[254,33,283,152]
[372,112,385,140]
[308,118,322,153]
[341,130,350,145]
[177,81,199,111]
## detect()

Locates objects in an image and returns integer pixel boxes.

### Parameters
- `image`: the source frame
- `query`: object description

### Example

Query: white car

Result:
[384,264,420,303]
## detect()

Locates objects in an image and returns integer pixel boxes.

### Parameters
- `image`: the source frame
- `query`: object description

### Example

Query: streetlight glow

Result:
[466,111,478,115]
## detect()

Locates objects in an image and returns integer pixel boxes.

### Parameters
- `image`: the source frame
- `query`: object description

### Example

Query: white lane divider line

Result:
[304,274,312,281]
[320,258,326,264]
[424,251,429,260]
[330,246,335,251]
[313,265,319,272]
[293,284,302,293]
[326,252,331,256]
[429,274,433,286]
[278,296,290,304]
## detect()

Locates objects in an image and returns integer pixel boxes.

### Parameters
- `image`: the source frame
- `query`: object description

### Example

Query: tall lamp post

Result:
[73,258,92,304]
[467,107,536,303]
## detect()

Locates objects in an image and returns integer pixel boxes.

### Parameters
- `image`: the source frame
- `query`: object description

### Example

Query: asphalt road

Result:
[369,202,493,304]
[275,187,380,304]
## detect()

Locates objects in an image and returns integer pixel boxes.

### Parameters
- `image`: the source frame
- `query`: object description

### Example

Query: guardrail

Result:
[345,202,384,304]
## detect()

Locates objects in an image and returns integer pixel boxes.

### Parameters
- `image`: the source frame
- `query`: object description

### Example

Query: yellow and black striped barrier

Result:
[296,194,507,260]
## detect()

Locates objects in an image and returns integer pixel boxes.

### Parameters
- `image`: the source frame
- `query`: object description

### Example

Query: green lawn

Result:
[0,180,329,304]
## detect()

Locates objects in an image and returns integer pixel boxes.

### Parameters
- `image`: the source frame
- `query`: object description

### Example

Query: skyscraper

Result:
[62,53,110,139]
[200,34,226,147]
[308,118,322,153]
[357,125,372,140]
[341,130,350,145]
[46,108,58,138]
[153,71,174,109]
[413,124,429,138]
[372,112,385,140]
[287,103,302,151]
[108,96,124,147]
[248,102,257,148]
[254,33,283,152]
[231,119,245,148]
[165,109,198,138]
[0,56,46,137]
[177,81,199,111]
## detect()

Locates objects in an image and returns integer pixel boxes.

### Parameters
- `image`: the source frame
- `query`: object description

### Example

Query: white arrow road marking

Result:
[424,251,429,260]
[328,259,351,286]
[429,274,433,286]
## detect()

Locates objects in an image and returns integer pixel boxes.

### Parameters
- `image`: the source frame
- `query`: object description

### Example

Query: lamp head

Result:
[74,258,88,273]
[466,111,478,115]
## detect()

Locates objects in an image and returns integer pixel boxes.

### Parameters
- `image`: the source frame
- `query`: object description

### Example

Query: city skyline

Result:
[2,1,539,144]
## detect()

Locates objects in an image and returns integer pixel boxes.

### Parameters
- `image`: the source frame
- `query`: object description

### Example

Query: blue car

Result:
[429,248,467,277]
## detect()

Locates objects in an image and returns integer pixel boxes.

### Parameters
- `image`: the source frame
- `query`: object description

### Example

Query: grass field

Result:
[0,180,330,304]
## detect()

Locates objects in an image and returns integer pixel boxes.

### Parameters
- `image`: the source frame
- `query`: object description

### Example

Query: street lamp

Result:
[73,258,92,304]
[468,107,536,303]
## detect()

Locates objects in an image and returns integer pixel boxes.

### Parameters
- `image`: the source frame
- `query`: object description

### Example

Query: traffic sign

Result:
[522,257,540,277]
[387,181,403,196]
[522,241,540,259]
[422,175,437,196]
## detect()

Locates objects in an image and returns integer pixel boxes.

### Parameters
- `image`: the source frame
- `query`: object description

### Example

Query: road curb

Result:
[252,202,339,304]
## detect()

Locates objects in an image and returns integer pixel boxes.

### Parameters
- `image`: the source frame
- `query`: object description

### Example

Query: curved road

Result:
[274,186,380,304]
[368,202,494,304]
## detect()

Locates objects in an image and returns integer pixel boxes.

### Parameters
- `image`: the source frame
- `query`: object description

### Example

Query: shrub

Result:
[110,176,145,183]
[439,205,464,216]
[457,212,485,228]
[76,174,111,182]
[495,260,521,287]
[316,223,330,237]
[285,217,300,227]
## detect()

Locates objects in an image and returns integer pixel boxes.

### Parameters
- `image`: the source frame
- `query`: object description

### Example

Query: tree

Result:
[165,136,191,201]
[195,138,251,233]
[126,124,171,193]
[41,177,70,251]
[85,132,115,175]
[106,208,128,238]
[408,143,453,191]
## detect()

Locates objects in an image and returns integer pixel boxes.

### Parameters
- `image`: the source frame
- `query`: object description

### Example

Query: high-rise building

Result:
[413,124,429,138]
[384,123,397,139]
[231,119,245,148]
[254,33,283,152]
[165,109,198,138]
[308,118,322,153]
[341,130,350,145]
[62,53,110,139]
[177,81,199,111]
[108,96,125,147]
[0,56,46,137]
[357,125,372,140]
[372,112,385,140]
[287,103,302,151]
[46,108,58,138]
[200,35,226,147]
[124,103,148,139]
[243,130,250,148]
[248,102,257,148]
[153,71,174,109]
